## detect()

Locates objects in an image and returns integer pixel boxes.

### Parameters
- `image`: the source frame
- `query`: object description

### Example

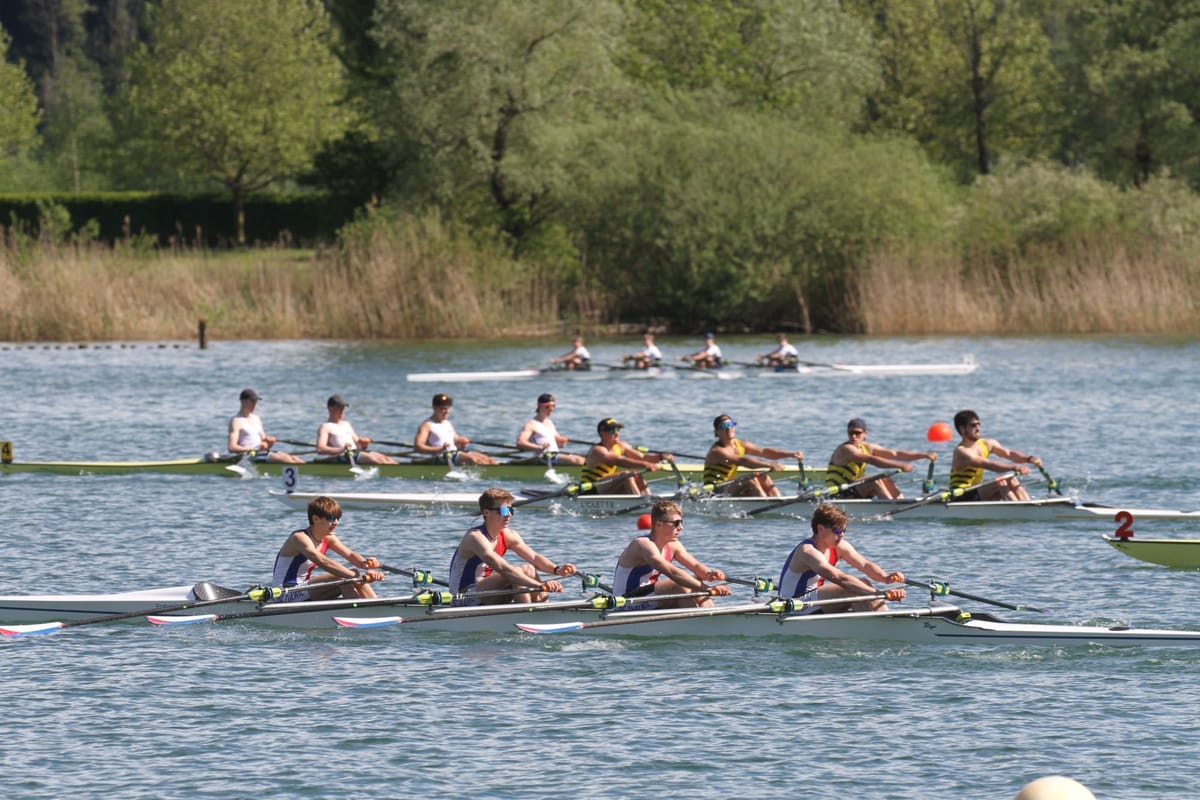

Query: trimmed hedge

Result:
[0,192,362,246]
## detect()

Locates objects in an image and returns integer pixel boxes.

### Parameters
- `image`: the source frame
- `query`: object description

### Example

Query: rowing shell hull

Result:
[1104,536,1200,568]
[406,359,977,383]
[5,590,1199,646]
[0,458,825,483]
[268,489,1200,523]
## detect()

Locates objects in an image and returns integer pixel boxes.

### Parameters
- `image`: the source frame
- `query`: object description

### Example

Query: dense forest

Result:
[2,0,1199,336]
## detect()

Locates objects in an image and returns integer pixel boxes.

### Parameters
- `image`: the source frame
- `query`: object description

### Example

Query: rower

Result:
[515,393,585,465]
[582,417,669,495]
[825,417,934,499]
[779,504,904,613]
[703,414,803,497]
[273,496,383,601]
[228,388,304,464]
[413,394,498,466]
[949,410,1039,501]
[448,488,576,604]
[548,335,591,371]
[621,332,663,369]
[612,500,732,609]
[316,394,398,465]
[756,334,800,368]
[678,332,722,368]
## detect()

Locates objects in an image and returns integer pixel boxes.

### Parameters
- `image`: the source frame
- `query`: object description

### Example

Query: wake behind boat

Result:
[4,582,1200,647]
[268,487,1200,523]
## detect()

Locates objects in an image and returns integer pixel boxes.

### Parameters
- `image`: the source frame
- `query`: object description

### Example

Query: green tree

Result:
[0,25,41,167]
[852,0,1061,180]
[367,0,631,250]
[123,0,350,243]
[621,0,877,126]
[1055,0,1200,187]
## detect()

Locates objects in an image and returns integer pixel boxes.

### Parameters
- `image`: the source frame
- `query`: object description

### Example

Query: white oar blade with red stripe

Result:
[0,621,67,638]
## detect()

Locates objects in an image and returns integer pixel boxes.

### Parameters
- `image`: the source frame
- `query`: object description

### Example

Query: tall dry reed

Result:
[854,237,1200,335]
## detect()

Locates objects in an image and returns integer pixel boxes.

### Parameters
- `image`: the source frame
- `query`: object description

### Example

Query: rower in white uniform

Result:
[515,393,585,465]
[228,388,304,463]
[413,394,497,466]
[316,394,398,465]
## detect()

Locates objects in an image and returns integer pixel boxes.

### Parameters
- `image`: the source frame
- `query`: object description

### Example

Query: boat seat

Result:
[191,581,245,601]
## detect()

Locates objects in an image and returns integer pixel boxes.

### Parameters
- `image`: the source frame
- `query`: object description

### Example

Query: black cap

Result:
[597,417,624,433]
[433,393,453,407]
[239,388,260,402]
[327,394,349,408]
[847,417,867,432]
[537,393,555,405]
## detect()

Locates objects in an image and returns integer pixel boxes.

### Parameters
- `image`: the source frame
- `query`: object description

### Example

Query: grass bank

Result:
[1,225,1197,342]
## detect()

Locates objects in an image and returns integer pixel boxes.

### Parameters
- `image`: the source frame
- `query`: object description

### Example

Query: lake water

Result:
[3,334,1199,799]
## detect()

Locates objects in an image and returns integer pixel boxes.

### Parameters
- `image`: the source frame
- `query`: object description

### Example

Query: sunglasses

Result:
[848,429,866,436]
[489,506,514,518]
[325,515,341,523]
[832,526,844,539]
[658,518,684,528]
[717,420,737,431]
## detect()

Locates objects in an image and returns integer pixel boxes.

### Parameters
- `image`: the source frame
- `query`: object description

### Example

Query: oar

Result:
[279,439,317,449]
[513,468,654,508]
[877,471,1017,519]
[373,439,414,449]
[333,593,637,629]
[726,575,777,594]
[905,578,1048,614]
[0,581,294,638]
[224,452,257,478]
[515,593,892,634]
[922,459,936,494]
[579,442,711,462]
[746,469,901,516]
[1036,463,1063,496]
[146,576,391,626]
[378,563,449,588]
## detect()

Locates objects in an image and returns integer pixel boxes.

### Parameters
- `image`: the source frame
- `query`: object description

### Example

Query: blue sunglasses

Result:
[717,420,737,430]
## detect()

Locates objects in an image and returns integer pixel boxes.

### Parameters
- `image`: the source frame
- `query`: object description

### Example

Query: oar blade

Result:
[333,616,402,628]
[514,621,586,634]
[0,621,66,637]
[147,613,217,625]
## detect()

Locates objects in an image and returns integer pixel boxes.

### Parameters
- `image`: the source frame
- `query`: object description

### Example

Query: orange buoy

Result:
[927,421,954,442]
[637,514,652,529]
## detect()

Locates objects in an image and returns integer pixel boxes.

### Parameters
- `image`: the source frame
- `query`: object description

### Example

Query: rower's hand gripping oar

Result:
[906,578,1048,614]
[922,459,936,495]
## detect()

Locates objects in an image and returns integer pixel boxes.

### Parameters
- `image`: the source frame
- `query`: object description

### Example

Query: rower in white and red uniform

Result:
[228,388,304,464]
[273,496,383,601]
[778,504,904,613]
[448,488,575,604]
[612,500,731,609]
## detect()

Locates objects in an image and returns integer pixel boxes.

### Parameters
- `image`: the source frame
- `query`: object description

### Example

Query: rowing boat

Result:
[0,456,823,483]
[4,584,1198,646]
[1104,535,1200,568]
[405,357,978,383]
[267,488,1200,522]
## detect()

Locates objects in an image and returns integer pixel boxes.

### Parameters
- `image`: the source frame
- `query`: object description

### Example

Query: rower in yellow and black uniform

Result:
[825,417,935,499]
[703,415,803,497]
[949,410,1040,501]
[582,418,669,495]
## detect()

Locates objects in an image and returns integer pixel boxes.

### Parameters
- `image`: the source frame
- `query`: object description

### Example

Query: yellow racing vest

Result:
[825,443,869,488]
[949,440,990,489]
[582,443,624,484]
[703,439,746,485]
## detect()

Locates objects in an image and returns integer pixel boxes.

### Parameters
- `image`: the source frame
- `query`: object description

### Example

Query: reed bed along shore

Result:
[1,230,1197,342]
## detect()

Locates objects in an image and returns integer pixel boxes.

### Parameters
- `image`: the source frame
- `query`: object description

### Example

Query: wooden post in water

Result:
[198,319,207,349]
